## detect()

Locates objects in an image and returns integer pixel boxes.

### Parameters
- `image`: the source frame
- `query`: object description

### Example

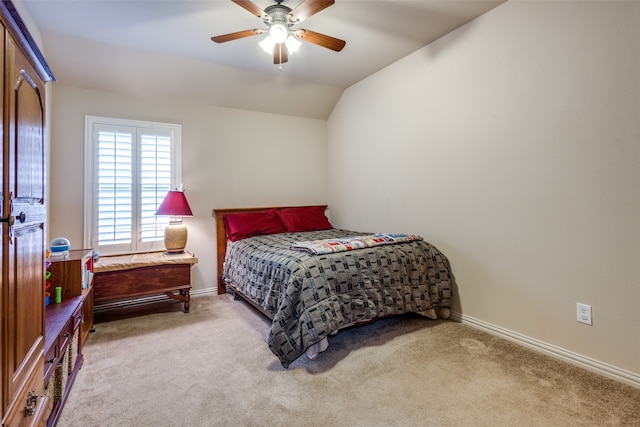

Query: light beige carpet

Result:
[58,295,639,427]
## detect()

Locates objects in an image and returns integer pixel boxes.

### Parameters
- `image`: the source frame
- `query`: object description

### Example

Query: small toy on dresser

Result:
[49,236,70,259]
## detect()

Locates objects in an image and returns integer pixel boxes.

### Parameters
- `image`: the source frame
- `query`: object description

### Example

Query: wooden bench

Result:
[93,251,198,314]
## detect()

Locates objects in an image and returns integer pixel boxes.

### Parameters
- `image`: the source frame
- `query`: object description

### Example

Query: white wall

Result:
[49,85,328,295]
[328,1,640,379]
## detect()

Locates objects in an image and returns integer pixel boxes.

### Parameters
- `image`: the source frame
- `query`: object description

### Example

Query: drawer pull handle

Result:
[46,358,55,364]
[25,390,37,417]
[64,333,70,338]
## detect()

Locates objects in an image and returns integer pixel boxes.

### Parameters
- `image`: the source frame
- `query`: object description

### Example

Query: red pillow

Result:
[278,206,333,232]
[224,209,287,242]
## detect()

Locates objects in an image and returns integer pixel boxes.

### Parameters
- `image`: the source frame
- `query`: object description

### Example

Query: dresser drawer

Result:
[71,302,83,331]
[57,318,72,356]
[43,342,58,385]
[2,360,47,427]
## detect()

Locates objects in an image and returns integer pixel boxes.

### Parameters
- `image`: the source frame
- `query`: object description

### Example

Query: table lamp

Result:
[155,189,193,253]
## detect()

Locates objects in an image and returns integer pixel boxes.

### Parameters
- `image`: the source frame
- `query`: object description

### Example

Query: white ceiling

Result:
[21,0,505,119]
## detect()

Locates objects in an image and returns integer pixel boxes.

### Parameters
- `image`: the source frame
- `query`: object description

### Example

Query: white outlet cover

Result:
[577,303,592,325]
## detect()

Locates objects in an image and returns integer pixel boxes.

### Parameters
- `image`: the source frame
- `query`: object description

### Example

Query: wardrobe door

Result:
[2,33,47,426]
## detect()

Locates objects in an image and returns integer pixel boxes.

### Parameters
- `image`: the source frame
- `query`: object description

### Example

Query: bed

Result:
[212,205,453,368]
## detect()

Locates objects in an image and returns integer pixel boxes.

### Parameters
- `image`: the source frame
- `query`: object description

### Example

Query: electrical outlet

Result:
[576,303,592,325]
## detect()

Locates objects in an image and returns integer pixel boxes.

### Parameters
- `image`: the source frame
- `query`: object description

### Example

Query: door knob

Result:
[0,213,14,226]
[0,212,25,225]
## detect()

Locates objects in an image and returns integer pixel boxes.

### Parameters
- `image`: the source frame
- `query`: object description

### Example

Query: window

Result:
[84,116,182,255]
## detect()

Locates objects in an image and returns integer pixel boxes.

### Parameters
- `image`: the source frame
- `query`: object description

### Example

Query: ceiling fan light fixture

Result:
[269,22,288,44]
[259,35,276,54]
[285,35,301,54]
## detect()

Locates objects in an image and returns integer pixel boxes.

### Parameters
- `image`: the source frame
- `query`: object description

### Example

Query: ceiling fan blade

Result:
[211,29,264,43]
[294,29,345,52]
[231,0,268,20]
[289,0,334,23]
[273,43,289,64]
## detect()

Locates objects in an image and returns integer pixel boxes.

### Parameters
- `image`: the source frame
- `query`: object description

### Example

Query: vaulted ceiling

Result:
[22,0,505,119]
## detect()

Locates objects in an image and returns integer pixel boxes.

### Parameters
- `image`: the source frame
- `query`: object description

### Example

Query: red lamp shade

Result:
[155,190,193,253]
[155,190,193,217]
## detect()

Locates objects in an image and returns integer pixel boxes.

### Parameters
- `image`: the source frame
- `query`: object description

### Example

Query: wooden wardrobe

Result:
[0,2,55,426]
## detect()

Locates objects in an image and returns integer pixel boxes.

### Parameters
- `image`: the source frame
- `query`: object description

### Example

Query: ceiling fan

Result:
[211,0,346,65]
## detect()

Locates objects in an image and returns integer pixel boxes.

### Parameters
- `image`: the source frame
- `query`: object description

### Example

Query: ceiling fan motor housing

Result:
[264,3,297,44]
[264,4,293,26]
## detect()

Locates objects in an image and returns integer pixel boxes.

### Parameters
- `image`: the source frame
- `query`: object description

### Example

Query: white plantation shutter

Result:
[139,132,172,242]
[84,117,182,255]
[95,125,133,246]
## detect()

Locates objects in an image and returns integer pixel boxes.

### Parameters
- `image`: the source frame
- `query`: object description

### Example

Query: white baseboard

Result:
[190,288,218,297]
[450,311,640,389]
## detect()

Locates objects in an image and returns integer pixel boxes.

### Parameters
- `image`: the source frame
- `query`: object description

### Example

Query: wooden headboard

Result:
[211,205,328,295]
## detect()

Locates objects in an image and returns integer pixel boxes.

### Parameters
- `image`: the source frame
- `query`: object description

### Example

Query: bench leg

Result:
[165,289,191,313]
[181,289,190,313]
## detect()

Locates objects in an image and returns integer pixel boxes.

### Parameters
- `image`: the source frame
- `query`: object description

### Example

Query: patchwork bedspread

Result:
[222,229,453,368]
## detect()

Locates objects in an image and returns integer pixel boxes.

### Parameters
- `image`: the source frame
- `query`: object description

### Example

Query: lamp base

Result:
[164,221,187,253]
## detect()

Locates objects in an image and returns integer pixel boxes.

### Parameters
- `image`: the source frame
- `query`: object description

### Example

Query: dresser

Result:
[44,249,94,426]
